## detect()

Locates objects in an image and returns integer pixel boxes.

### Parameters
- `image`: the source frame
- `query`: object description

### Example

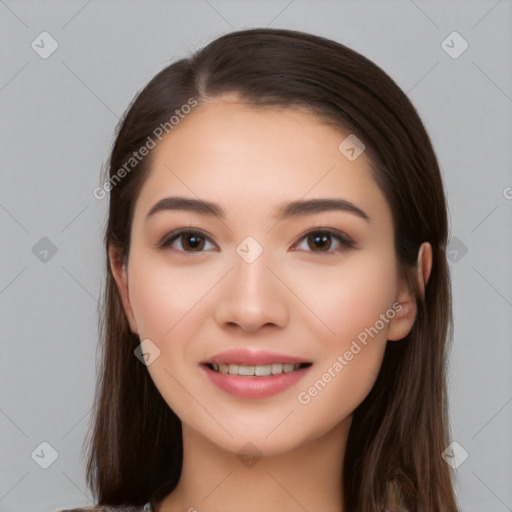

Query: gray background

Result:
[1,1,511,511]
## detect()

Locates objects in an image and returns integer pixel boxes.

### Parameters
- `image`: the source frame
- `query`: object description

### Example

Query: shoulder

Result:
[57,506,147,512]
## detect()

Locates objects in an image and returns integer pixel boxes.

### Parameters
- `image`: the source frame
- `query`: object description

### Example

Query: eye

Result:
[158,229,216,252]
[292,229,356,253]
[157,228,355,254]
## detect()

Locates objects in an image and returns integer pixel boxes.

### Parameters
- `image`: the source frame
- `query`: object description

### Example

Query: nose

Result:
[213,248,289,333]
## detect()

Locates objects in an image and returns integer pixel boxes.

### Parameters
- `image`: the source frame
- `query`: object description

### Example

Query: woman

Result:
[61,28,459,512]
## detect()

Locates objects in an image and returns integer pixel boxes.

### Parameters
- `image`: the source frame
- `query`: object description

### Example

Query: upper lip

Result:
[202,349,312,366]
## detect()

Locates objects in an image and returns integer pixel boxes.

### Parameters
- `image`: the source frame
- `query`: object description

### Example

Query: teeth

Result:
[255,365,272,376]
[271,363,282,374]
[213,362,303,376]
[238,365,255,376]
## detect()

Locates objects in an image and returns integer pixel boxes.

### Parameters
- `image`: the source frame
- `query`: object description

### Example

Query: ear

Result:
[387,242,432,341]
[108,244,138,334]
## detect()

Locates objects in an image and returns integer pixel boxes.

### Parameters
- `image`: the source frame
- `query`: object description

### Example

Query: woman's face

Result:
[112,99,417,456]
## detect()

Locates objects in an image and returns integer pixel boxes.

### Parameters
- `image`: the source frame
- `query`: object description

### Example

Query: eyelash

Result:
[157,228,356,254]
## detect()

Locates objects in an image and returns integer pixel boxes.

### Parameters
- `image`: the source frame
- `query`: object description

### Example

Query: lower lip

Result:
[201,364,312,398]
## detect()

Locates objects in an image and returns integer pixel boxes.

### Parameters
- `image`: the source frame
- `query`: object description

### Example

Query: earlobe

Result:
[108,245,138,334]
[386,293,415,342]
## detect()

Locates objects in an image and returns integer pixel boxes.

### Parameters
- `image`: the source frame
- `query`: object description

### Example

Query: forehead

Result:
[133,100,392,233]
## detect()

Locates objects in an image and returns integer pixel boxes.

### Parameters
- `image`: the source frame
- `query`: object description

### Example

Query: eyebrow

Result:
[145,196,370,223]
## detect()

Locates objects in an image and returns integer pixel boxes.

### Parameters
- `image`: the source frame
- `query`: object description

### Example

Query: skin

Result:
[110,99,432,512]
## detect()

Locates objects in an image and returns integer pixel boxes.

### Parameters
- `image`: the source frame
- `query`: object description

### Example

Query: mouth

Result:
[200,351,313,398]
[200,349,313,398]
[203,362,312,376]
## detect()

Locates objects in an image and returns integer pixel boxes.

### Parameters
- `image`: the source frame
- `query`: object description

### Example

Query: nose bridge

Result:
[213,237,289,332]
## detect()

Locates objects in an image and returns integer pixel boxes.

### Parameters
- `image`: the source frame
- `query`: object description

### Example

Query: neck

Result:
[156,416,351,512]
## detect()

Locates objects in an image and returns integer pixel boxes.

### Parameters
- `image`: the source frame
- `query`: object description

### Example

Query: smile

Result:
[201,361,313,398]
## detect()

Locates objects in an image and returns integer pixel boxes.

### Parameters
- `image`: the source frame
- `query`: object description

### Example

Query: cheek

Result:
[292,251,398,348]
[290,253,397,437]
[127,255,215,340]
[126,258,212,416]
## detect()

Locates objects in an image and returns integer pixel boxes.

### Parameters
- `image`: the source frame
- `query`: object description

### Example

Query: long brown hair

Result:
[84,28,459,511]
